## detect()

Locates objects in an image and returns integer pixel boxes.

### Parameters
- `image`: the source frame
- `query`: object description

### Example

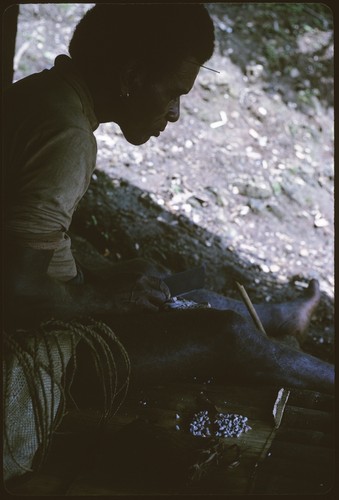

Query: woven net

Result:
[3,319,130,481]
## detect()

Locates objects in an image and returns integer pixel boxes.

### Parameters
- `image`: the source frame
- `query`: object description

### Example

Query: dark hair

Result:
[69,4,214,77]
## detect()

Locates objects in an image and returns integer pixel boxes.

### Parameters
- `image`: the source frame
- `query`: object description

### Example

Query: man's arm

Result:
[5,244,170,328]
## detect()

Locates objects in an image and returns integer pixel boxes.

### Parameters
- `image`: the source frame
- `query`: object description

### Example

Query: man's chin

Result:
[122,129,151,146]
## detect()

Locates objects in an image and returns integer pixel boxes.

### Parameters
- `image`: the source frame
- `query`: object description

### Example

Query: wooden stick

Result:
[235,281,268,336]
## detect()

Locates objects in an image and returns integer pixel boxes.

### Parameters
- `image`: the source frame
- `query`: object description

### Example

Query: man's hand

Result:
[106,272,171,313]
[5,243,172,327]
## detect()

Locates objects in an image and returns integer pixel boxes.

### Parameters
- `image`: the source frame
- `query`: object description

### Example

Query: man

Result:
[4,4,211,320]
[3,4,334,394]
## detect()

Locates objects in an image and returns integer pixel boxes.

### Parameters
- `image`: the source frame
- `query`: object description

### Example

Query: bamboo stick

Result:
[235,282,267,336]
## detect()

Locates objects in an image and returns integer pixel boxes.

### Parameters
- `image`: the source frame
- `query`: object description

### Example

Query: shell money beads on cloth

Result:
[189,410,212,437]
[189,410,252,438]
[162,297,211,310]
[214,413,251,438]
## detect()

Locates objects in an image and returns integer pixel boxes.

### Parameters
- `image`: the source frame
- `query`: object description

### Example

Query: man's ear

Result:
[119,60,148,95]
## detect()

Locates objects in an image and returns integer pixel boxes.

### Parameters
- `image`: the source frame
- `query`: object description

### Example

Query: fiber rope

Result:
[3,318,131,477]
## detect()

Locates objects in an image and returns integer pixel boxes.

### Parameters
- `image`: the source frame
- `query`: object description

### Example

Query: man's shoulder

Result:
[7,67,76,110]
[6,65,95,133]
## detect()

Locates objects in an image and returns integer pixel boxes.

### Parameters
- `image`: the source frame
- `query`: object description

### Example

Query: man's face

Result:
[118,57,200,145]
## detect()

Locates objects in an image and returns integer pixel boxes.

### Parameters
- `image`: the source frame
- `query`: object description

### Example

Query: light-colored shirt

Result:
[4,55,99,281]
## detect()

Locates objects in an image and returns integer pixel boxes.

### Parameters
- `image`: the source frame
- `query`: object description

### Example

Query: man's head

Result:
[69,4,215,144]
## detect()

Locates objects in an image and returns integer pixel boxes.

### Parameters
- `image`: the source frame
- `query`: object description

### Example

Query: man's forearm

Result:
[6,269,168,328]
[6,274,123,328]
[56,279,121,318]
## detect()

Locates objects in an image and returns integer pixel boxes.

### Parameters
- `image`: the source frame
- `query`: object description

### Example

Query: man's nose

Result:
[167,98,180,122]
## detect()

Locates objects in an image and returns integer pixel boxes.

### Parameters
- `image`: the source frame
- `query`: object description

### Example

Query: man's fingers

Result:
[148,290,170,307]
[130,296,159,312]
[159,280,171,300]
[137,276,171,302]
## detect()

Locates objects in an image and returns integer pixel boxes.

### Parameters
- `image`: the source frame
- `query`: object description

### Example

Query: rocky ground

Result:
[14,3,334,362]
